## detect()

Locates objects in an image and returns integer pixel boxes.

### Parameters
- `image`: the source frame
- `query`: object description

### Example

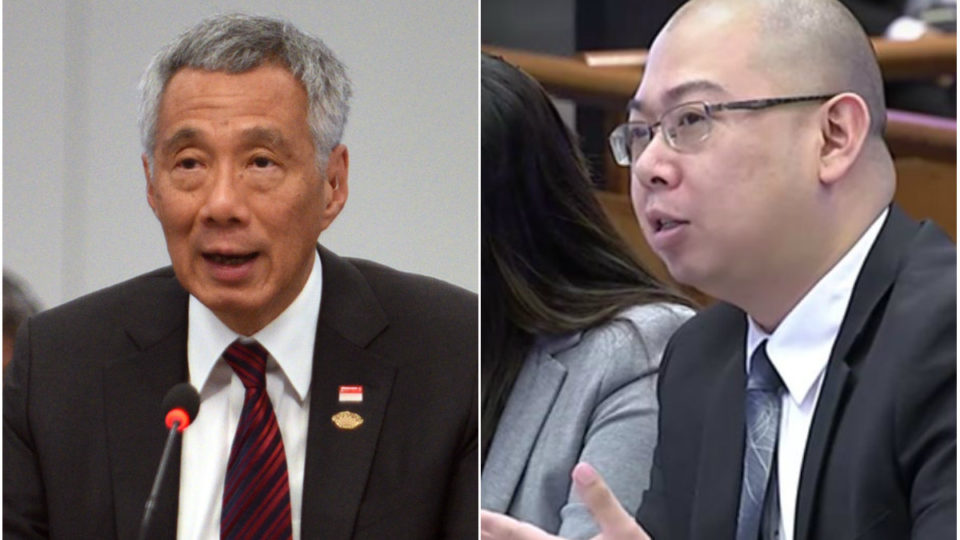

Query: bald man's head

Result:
[627,0,894,315]
[661,0,885,135]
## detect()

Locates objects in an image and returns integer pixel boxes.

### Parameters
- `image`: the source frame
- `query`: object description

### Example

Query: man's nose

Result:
[199,165,249,225]
[632,134,681,191]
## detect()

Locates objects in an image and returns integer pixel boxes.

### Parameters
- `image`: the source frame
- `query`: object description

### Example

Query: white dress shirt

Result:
[745,209,887,540]
[177,251,323,540]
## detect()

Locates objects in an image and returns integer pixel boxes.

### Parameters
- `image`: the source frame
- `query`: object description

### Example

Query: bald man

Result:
[481,0,956,539]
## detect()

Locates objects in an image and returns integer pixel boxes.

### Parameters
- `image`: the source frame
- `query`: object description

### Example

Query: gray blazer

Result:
[481,303,693,539]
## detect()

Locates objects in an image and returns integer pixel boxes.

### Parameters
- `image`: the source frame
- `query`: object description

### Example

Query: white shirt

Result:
[177,251,323,540]
[745,209,887,540]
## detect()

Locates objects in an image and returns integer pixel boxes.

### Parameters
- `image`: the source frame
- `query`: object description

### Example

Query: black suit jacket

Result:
[637,206,956,540]
[4,246,477,539]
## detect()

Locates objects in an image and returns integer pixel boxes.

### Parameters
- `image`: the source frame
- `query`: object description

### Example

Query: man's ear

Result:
[319,144,349,231]
[143,154,159,218]
[818,92,871,185]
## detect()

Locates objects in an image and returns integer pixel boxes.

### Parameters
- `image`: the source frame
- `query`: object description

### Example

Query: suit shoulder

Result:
[345,257,476,313]
[869,221,956,342]
[342,258,476,356]
[18,268,187,372]
[669,301,742,344]
[32,267,184,327]
[896,222,955,302]
[657,301,743,377]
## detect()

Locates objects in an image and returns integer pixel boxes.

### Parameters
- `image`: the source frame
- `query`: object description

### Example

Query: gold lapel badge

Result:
[332,411,364,430]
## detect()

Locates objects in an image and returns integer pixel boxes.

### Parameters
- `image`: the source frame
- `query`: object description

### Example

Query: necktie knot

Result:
[747,342,783,392]
[223,340,269,390]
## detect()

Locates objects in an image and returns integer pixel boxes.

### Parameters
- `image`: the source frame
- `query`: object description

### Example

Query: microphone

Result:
[138,383,200,540]
[162,383,200,432]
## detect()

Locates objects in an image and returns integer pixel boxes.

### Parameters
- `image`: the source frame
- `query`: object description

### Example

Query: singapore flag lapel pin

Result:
[333,385,364,430]
[338,385,363,403]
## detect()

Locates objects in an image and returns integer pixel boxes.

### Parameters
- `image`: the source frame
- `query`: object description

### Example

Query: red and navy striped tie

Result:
[221,340,293,540]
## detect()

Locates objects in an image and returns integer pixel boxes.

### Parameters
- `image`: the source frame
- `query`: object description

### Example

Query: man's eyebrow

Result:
[627,80,728,114]
[158,126,291,156]
[159,128,201,155]
[239,127,288,149]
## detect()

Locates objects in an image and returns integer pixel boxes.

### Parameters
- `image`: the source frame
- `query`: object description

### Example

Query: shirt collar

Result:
[746,208,888,406]
[188,250,323,403]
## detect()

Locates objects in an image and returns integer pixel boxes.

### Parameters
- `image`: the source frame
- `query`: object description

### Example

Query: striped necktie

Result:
[736,341,783,540]
[221,340,293,540]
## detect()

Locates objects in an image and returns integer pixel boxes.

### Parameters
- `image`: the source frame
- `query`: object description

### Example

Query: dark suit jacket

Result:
[637,206,956,540]
[4,246,477,539]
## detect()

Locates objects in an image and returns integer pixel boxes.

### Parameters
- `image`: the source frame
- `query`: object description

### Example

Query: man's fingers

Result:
[573,463,650,540]
[481,509,560,540]
[572,462,632,531]
[480,464,653,540]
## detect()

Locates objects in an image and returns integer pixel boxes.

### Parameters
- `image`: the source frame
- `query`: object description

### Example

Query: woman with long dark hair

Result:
[481,54,694,538]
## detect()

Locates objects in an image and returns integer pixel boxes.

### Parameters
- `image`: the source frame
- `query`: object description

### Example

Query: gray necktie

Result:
[736,341,784,540]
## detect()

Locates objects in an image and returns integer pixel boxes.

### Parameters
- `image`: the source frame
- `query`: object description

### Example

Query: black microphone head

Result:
[162,382,200,425]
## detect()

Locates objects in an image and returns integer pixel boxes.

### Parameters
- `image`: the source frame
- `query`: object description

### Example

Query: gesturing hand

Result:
[480,463,652,540]
[481,510,562,540]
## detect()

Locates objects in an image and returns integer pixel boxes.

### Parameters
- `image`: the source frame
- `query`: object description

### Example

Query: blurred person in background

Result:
[841,0,956,117]
[3,272,42,370]
[481,53,693,539]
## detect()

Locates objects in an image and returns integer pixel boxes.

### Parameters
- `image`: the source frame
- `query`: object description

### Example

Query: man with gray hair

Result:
[5,14,476,540]
[482,0,954,538]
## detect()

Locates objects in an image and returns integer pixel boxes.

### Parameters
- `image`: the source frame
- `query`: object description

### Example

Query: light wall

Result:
[4,0,478,310]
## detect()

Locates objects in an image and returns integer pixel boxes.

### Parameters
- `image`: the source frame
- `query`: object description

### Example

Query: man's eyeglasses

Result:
[608,94,837,166]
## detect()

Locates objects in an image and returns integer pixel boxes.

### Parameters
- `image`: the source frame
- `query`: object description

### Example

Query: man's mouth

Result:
[654,218,689,232]
[203,252,259,265]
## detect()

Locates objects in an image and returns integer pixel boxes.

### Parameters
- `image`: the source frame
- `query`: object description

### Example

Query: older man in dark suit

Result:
[482,0,955,539]
[4,14,476,540]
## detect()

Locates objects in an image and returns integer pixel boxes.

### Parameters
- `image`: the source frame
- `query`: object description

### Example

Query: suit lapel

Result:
[689,326,746,540]
[480,346,567,513]
[301,247,395,540]
[794,207,915,540]
[102,275,189,540]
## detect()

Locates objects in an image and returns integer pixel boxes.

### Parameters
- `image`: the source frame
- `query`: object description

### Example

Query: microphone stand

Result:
[138,419,182,540]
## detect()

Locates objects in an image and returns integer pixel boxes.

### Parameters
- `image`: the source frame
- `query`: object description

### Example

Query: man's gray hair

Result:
[138,13,352,169]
